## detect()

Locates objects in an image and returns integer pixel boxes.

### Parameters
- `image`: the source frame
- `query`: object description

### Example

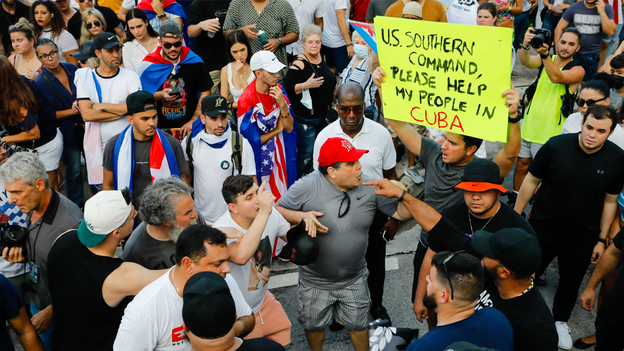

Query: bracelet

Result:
[522,45,531,50]
[597,238,607,244]
[398,189,407,202]
[346,43,354,47]
[508,114,521,123]
[540,53,550,59]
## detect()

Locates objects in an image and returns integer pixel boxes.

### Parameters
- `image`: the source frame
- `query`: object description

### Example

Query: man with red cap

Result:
[275,137,413,351]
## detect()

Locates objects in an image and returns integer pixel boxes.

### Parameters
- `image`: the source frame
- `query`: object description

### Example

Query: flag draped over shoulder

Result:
[239,88,297,201]
[136,0,190,43]
[137,46,203,94]
[112,125,181,193]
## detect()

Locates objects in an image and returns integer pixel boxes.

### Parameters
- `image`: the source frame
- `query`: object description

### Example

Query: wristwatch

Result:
[540,53,550,59]
[157,13,167,20]
[508,114,521,123]
[277,37,282,46]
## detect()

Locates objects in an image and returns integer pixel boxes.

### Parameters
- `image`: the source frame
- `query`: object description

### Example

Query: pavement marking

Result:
[268,257,400,290]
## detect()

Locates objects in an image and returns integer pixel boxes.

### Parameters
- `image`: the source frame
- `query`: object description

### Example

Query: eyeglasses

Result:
[576,96,608,107]
[86,21,101,29]
[162,41,182,49]
[38,49,58,60]
[441,250,465,300]
[338,192,351,218]
[337,105,364,116]
[8,23,26,31]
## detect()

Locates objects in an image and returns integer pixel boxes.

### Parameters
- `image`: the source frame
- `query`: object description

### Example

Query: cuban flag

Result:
[112,125,181,194]
[137,46,203,94]
[136,0,190,43]
[239,94,297,201]
[349,20,378,55]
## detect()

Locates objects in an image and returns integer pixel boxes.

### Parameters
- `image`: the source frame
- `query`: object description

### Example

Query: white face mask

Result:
[353,43,369,59]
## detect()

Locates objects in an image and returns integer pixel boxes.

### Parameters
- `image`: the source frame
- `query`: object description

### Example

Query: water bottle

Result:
[258,30,269,47]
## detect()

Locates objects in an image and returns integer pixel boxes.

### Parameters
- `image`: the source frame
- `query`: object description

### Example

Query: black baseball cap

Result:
[94,32,122,51]
[71,39,95,60]
[454,158,508,193]
[158,19,182,39]
[472,228,542,276]
[182,272,236,339]
[124,91,156,116]
[201,95,229,117]
[281,220,319,265]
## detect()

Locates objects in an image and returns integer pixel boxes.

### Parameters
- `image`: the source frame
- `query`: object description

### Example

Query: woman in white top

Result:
[79,8,106,45]
[220,30,254,112]
[339,30,378,120]
[30,0,79,65]
[123,9,159,73]
[8,19,42,81]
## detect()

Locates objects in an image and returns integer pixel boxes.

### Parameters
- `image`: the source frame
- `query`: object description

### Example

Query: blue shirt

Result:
[35,63,81,149]
[407,307,514,351]
[0,274,24,351]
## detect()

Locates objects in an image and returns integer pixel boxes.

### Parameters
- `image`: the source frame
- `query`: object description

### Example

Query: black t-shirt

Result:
[429,201,536,254]
[603,230,624,331]
[476,283,558,351]
[187,0,231,72]
[0,1,30,53]
[102,131,188,207]
[237,338,287,351]
[528,133,624,248]
[156,62,213,129]
[283,58,337,119]
[67,5,120,40]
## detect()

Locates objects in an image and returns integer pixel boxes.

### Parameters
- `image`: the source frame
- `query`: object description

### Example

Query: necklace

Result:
[517,278,534,297]
[170,268,182,297]
[137,36,153,47]
[468,202,501,235]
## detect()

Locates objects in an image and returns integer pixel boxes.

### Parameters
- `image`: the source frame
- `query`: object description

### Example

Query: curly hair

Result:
[80,8,106,45]
[30,1,66,41]
[0,56,38,127]
[139,177,192,226]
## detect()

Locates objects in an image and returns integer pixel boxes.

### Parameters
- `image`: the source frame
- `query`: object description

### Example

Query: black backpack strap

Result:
[185,135,194,187]
[40,71,68,106]
[231,131,243,175]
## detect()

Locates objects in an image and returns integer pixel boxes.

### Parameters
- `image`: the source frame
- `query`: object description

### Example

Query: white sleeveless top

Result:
[227,62,254,102]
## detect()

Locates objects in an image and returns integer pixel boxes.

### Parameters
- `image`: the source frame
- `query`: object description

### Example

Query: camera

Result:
[530,28,552,49]
[0,224,27,251]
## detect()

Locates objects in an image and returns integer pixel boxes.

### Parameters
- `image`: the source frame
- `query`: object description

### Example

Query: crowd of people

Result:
[2,0,624,350]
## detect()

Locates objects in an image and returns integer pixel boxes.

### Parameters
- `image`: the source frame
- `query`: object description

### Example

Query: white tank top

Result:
[227,63,254,102]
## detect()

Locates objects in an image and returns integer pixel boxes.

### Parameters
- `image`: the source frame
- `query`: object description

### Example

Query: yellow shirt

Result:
[384,0,448,21]
[97,0,123,14]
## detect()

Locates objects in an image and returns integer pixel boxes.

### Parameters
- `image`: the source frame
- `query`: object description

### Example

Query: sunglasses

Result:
[162,41,182,49]
[38,49,58,60]
[8,23,26,30]
[78,0,93,3]
[338,192,351,218]
[86,21,101,29]
[337,105,364,116]
[441,250,465,300]
[576,96,607,107]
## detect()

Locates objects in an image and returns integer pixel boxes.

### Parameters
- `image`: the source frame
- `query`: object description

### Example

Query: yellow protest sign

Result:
[374,17,513,142]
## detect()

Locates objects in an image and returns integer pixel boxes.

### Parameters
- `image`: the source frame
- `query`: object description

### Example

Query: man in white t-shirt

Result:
[446,0,485,25]
[322,0,353,73]
[113,224,255,351]
[286,0,325,58]
[213,176,292,345]
[76,32,142,186]
[182,95,256,225]
[312,82,397,324]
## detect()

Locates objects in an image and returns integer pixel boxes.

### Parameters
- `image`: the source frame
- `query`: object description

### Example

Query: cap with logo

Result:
[93,32,122,51]
[318,137,369,167]
[71,39,95,60]
[454,158,508,193]
[182,271,236,339]
[279,220,319,265]
[403,1,423,17]
[158,19,182,39]
[78,190,133,248]
[124,90,157,116]
[201,95,229,117]
[472,228,542,277]
[250,50,286,73]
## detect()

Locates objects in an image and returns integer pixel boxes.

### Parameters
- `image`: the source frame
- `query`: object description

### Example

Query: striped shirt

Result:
[224,0,300,79]
[340,55,377,108]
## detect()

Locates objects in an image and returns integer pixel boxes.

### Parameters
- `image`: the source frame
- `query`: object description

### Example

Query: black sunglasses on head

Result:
[8,23,26,31]
[441,250,466,300]
[162,41,182,49]
[86,21,101,29]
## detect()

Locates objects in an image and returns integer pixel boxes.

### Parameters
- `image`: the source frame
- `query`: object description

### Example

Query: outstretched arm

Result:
[492,86,521,178]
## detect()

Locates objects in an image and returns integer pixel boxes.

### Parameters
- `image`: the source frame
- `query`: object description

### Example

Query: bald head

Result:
[336,82,365,105]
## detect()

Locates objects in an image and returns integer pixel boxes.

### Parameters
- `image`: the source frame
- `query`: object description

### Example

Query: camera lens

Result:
[6,226,24,242]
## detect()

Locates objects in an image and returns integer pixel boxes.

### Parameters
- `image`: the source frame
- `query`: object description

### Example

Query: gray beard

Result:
[168,223,183,243]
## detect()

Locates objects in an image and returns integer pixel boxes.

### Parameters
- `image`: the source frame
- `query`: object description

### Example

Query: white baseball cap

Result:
[78,190,133,248]
[250,50,286,73]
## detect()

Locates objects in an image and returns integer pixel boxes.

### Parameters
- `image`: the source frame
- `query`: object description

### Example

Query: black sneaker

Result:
[371,306,392,326]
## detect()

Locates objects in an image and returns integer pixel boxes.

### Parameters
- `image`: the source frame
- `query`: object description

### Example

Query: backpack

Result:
[519,58,582,125]
[185,131,244,186]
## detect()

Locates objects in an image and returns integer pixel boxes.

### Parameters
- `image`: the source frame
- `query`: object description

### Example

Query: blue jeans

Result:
[294,115,327,178]
[31,302,53,351]
[541,12,562,32]
[575,51,601,81]
[62,146,84,206]
[514,11,530,50]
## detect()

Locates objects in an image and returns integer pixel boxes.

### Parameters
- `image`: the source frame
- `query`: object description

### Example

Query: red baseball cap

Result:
[318,138,368,167]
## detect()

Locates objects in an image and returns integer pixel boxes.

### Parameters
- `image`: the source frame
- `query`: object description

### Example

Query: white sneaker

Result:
[556,321,573,350]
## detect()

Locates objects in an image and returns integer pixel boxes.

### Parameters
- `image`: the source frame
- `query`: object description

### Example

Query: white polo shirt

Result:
[286,0,326,55]
[313,117,396,180]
